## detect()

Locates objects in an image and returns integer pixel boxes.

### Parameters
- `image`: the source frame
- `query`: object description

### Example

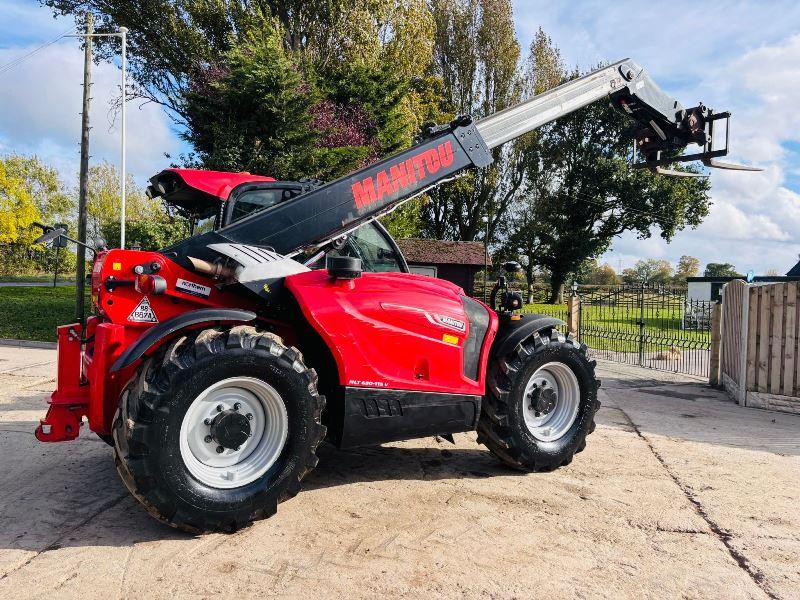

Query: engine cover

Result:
[285,270,498,396]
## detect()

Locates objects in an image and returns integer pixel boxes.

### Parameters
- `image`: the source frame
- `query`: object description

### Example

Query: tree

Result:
[46,2,434,182]
[511,63,709,301]
[0,155,75,275]
[621,259,673,285]
[674,255,701,283]
[85,162,189,250]
[421,0,524,243]
[0,159,42,275]
[500,28,566,294]
[582,260,619,286]
[704,262,742,277]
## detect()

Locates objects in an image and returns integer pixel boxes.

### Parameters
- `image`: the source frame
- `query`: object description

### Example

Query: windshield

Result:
[302,223,406,273]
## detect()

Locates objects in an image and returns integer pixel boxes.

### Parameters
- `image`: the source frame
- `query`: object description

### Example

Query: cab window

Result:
[193,213,218,235]
[227,186,304,225]
[303,222,406,273]
[229,189,283,224]
[340,224,404,272]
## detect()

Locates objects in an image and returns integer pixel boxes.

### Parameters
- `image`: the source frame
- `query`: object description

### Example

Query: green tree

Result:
[513,64,710,302]
[45,2,434,186]
[86,162,165,241]
[85,162,189,250]
[501,27,566,292]
[704,262,741,277]
[0,155,75,275]
[422,0,523,243]
[2,155,73,224]
[582,260,619,286]
[673,254,700,283]
[621,259,674,285]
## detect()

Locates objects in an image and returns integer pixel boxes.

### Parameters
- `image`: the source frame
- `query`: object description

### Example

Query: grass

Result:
[0,286,89,342]
[523,301,711,354]
[0,273,76,284]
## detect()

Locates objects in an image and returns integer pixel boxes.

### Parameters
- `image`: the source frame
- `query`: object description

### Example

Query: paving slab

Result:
[0,348,797,599]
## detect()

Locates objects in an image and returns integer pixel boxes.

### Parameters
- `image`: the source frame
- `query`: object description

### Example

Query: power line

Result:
[0,28,76,76]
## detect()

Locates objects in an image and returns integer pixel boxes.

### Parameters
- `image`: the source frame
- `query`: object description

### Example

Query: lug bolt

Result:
[234,403,241,411]
[204,418,212,426]
[246,413,253,421]
[216,446,224,454]
[204,435,212,443]
[216,404,224,412]
[234,446,240,451]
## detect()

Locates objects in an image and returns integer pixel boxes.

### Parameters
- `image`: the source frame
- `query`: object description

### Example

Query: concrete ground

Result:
[0,346,798,599]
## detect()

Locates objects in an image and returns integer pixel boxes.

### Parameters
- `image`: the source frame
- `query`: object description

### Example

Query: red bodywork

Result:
[38,250,497,442]
[37,169,498,442]
[287,270,497,394]
[35,248,254,442]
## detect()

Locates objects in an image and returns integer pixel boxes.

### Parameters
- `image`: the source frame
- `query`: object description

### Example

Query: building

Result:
[687,275,800,302]
[396,238,490,296]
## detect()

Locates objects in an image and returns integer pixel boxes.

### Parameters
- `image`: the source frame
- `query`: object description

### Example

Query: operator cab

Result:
[148,168,408,273]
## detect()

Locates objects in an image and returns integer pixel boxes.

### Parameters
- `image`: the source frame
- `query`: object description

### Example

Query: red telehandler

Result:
[34,59,753,532]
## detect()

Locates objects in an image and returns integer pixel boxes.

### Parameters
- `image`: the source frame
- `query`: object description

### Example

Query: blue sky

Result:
[1,0,799,274]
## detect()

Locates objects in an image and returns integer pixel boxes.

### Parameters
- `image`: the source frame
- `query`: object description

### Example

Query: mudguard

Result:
[110,308,256,372]
[492,314,566,359]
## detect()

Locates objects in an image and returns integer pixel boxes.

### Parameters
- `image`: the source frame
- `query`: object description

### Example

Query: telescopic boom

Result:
[171,58,751,265]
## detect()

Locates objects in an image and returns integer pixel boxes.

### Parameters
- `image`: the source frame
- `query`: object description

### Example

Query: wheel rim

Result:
[522,361,581,442]
[179,377,288,489]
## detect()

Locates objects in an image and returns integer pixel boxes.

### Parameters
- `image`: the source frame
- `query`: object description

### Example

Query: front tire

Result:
[112,325,326,533]
[478,329,600,471]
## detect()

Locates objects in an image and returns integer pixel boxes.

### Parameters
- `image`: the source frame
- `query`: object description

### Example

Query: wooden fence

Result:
[717,281,800,414]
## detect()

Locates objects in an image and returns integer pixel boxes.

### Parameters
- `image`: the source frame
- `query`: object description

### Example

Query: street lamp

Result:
[69,26,128,249]
[482,215,489,302]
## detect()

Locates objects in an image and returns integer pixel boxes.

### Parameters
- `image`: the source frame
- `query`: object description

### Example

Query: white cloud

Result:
[0,39,182,187]
[512,1,800,275]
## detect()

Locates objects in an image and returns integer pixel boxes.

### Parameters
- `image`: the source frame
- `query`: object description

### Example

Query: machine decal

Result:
[175,278,212,298]
[128,297,158,323]
[434,314,466,332]
[348,379,389,388]
[351,140,455,210]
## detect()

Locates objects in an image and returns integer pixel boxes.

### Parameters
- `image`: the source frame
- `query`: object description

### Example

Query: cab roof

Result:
[148,168,276,216]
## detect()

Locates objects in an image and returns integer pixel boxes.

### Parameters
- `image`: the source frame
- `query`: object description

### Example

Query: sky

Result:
[1,0,799,275]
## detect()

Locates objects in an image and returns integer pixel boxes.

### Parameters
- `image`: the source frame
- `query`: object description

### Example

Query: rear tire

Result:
[112,325,325,533]
[478,329,600,471]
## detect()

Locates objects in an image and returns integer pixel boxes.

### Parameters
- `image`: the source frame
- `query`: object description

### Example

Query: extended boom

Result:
[169,58,749,267]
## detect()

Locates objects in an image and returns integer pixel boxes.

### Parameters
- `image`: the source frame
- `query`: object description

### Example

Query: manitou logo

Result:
[351,141,455,210]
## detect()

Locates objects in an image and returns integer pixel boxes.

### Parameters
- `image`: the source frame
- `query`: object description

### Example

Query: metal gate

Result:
[578,284,714,378]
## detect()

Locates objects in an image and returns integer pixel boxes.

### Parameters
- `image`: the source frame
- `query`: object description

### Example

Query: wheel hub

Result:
[179,377,289,489]
[530,386,557,416]
[210,409,251,450]
[521,362,581,442]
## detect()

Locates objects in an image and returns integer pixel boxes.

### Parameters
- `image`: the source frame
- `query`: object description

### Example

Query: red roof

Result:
[396,238,491,266]
[164,169,275,200]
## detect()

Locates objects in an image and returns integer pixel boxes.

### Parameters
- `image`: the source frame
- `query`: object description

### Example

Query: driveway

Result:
[0,347,797,599]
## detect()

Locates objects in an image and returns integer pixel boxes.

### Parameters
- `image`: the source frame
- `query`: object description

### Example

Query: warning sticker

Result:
[128,296,158,323]
[175,278,212,298]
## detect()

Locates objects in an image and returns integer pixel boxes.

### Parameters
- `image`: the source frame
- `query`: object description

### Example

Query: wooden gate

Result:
[719,280,748,401]
[719,280,800,413]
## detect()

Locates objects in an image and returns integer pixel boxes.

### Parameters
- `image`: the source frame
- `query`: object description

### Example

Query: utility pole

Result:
[76,13,93,324]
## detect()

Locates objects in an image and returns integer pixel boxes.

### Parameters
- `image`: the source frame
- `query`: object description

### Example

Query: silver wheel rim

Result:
[522,362,581,442]
[179,376,288,489]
